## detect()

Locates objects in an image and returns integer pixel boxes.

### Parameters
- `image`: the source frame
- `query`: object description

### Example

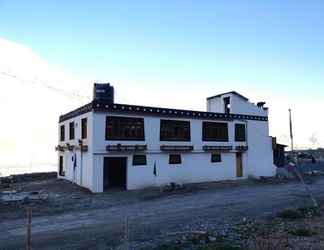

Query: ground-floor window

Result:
[169,154,182,165]
[132,155,147,166]
[59,156,65,176]
[211,153,222,163]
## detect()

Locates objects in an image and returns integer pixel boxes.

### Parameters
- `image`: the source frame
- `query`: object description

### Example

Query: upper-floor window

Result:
[235,124,246,141]
[106,116,145,141]
[69,122,75,140]
[60,125,65,141]
[160,119,190,141]
[202,122,228,141]
[224,97,230,114]
[81,118,87,139]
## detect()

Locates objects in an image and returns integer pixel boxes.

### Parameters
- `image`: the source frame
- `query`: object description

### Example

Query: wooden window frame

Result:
[169,154,182,165]
[60,125,65,142]
[69,122,75,140]
[202,122,229,142]
[235,124,246,142]
[211,153,222,163]
[132,155,147,166]
[160,119,191,142]
[105,116,145,141]
[81,118,87,139]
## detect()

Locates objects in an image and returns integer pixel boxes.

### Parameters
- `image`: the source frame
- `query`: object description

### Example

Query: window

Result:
[81,118,87,139]
[202,122,228,141]
[59,156,65,176]
[169,154,182,164]
[224,97,230,114]
[235,124,246,141]
[211,153,222,163]
[132,155,147,166]
[60,125,65,141]
[106,116,145,140]
[160,119,190,141]
[69,122,75,140]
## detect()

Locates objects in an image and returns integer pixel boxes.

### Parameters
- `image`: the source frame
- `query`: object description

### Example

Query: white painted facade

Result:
[57,91,276,192]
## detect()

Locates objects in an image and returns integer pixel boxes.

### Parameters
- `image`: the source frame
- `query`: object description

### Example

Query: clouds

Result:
[0,38,90,171]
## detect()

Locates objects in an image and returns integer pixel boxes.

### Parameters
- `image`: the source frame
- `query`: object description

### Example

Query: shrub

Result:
[277,209,304,219]
[289,228,317,237]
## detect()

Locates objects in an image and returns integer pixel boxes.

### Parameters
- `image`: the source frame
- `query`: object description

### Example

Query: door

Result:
[236,152,243,177]
[103,157,127,190]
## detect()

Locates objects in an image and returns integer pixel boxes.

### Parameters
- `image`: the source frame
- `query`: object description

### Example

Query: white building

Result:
[56,84,276,192]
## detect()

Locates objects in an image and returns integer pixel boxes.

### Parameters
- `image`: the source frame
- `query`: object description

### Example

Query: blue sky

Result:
[2,0,324,96]
[0,0,323,173]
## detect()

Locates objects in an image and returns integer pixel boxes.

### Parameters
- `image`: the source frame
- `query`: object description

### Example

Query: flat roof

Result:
[59,101,268,123]
[207,91,249,101]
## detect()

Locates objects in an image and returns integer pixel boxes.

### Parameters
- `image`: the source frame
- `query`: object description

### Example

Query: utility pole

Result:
[289,108,294,152]
[289,108,319,208]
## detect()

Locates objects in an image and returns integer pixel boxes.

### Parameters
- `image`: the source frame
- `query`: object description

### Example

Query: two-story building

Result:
[56,84,275,192]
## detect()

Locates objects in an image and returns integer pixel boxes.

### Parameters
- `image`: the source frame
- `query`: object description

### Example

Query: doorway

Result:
[103,157,127,190]
[236,152,243,177]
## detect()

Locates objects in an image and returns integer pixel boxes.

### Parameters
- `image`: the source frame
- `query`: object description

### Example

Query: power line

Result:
[1,71,91,101]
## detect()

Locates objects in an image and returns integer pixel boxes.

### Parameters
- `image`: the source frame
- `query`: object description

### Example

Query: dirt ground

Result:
[1,174,324,249]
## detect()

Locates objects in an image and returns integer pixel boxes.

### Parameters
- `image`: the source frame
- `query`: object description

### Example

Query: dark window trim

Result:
[160,119,191,142]
[211,153,222,163]
[81,118,87,139]
[202,121,229,142]
[169,154,182,165]
[132,155,147,166]
[60,125,65,142]
[69,122,75,140]
[105,116,145,141]
[235,123,246,142]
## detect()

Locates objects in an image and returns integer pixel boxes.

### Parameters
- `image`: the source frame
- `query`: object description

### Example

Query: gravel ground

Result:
[1,175,324,249]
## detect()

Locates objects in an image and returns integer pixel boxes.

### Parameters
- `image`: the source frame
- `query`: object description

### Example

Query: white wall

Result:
[246,120,276,177]
[58,101,274,192]
[91,112,251,191]
[207,93,268,116]
[57,112,94,191]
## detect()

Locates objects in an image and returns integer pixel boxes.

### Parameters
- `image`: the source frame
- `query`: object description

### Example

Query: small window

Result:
[81,118,87,139]
[132,155,147,166]
[224,97,230,114]
[211,153,222,163]
[59,156,65,176]
[235,124,246,142]
[69,122,75,140]
[169,154,182,164]
[60,125,65,141]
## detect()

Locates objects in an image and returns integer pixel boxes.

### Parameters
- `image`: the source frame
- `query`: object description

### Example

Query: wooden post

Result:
[124,216,129,250]
[26,208,32,250]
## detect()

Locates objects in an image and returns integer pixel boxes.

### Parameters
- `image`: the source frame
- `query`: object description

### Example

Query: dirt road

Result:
[1,177,324,249]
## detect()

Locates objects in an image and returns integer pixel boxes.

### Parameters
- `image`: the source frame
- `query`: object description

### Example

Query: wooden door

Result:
[236,152,243,177]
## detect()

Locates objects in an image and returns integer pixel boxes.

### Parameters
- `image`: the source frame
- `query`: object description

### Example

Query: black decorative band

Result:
[59,101,268,123]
